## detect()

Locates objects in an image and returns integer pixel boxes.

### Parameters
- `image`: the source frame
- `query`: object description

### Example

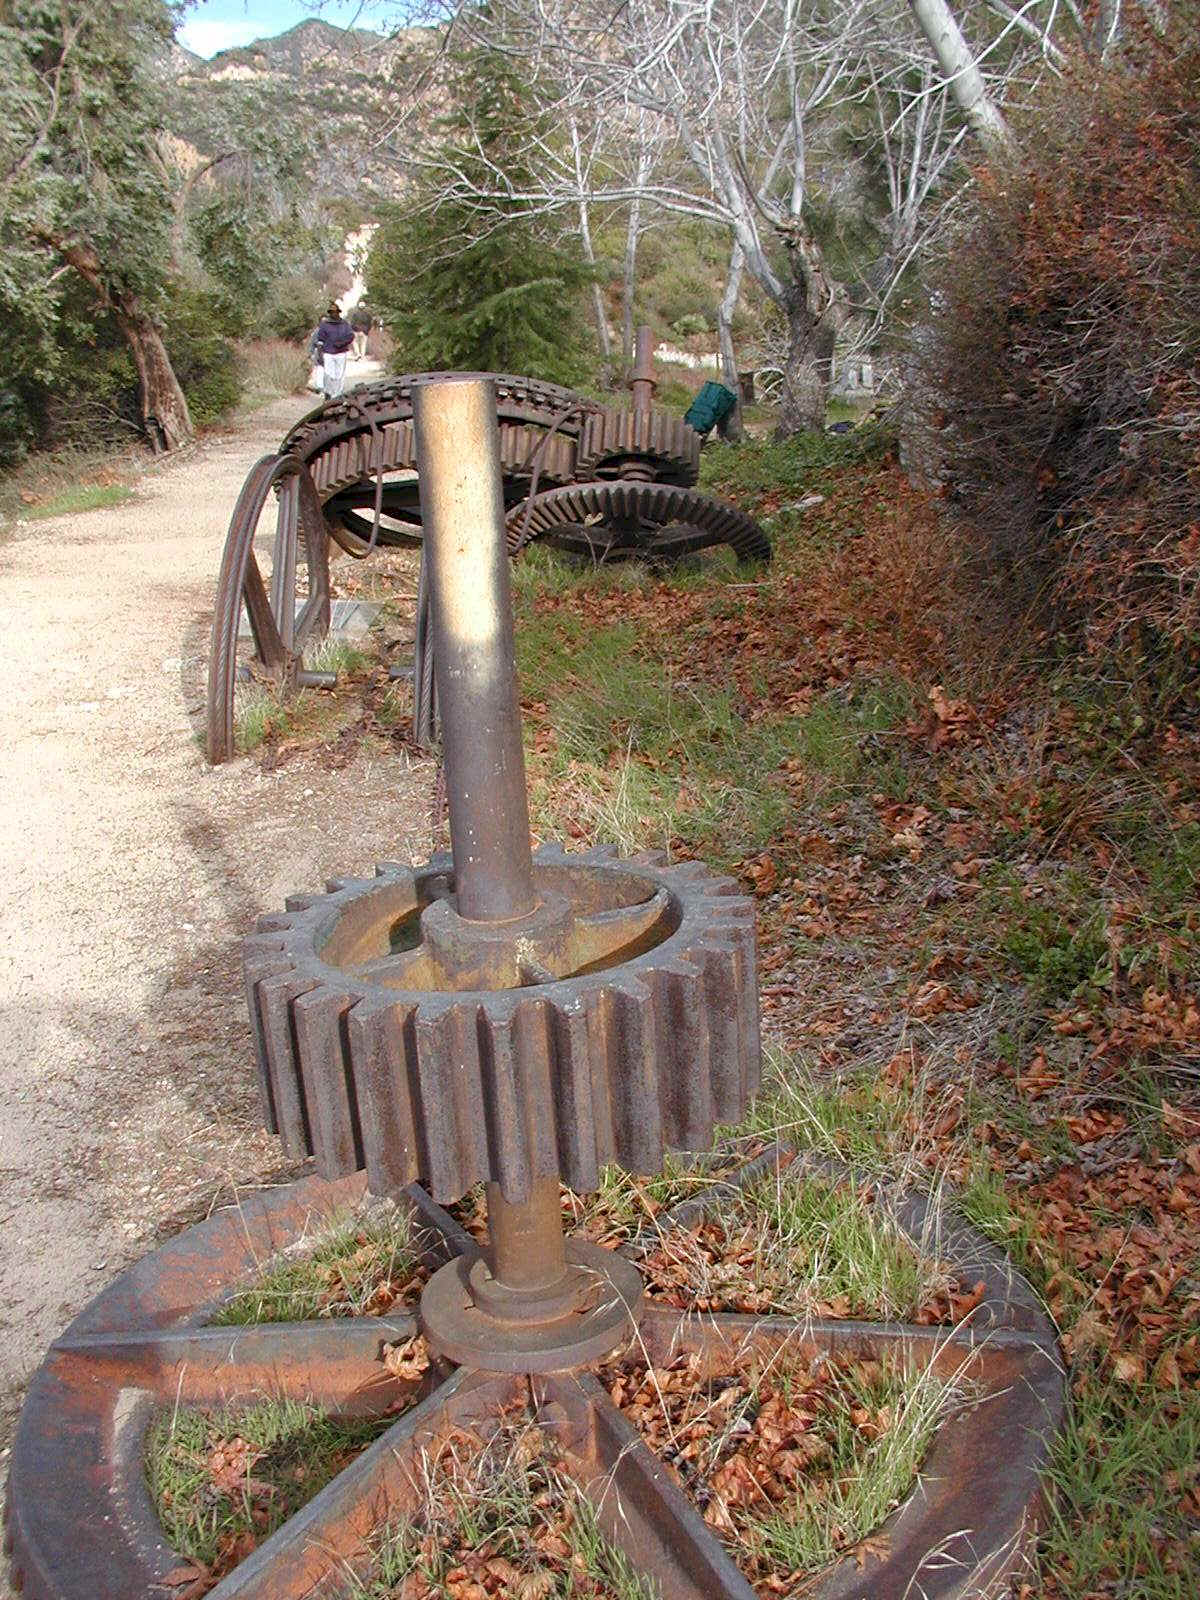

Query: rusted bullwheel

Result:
[3,1158,1064,1600]
[507,480,772,566]
[205,453,331,765]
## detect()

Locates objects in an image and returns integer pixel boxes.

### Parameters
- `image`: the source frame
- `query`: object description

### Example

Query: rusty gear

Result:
[285,373,594,503]
[506,480,771,565]
[575,405,700,485]
[243,843,760,1204]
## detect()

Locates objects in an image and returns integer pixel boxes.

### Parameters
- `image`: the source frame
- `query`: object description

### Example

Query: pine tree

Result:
[369,52,593,383]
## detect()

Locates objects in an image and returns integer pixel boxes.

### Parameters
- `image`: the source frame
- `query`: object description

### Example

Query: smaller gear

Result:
[575,405,700,485]
[506,480,772,565]
[243,843,760,1205]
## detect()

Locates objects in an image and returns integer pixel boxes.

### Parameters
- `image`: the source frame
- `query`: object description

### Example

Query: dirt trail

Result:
[0,395,433,1464]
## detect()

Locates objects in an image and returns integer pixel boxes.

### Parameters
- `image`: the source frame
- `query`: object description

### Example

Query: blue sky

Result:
[176,1,400,58]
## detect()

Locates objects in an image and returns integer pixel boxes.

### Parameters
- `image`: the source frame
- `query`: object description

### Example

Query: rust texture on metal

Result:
[2,368,1063,1598]
[412,377,538,924]
[242,846,760,1203]
[204,357,769,763]
[205,452,331,765]
[4,1154,1065,1600]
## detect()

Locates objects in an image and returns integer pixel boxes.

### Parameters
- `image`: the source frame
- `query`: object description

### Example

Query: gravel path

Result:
[0,395,433,1473]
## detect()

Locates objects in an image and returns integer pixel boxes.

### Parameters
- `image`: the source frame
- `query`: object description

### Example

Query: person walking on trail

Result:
[350,305,371,361]
[314,303,355,399]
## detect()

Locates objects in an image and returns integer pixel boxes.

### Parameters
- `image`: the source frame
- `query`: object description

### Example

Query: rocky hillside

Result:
[166,19,431,201]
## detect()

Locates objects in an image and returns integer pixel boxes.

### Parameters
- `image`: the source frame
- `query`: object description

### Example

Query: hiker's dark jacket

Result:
[315,317,355,355]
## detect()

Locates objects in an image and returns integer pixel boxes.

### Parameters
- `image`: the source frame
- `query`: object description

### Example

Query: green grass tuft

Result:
[209,1204,420,1325]
[147,1398,393,1574]
[23,482,135,519]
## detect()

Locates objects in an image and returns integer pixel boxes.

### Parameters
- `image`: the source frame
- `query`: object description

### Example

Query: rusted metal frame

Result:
[292,464,332,654]
[6,1155,1063,1599]
[411,375,576,1312]
[538,1310,1063,1600]
[44,1317,420,1404]
[3,1179,485,1600]
[269,471,299,653]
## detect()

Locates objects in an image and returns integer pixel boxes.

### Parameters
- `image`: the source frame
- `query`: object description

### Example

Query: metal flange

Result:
[3,1156,1065,1600]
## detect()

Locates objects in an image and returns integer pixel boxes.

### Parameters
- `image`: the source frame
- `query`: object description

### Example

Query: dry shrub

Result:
[918,15,1200,707]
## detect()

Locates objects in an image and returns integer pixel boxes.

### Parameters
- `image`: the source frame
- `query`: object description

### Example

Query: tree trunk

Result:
[907,0,1011,152]
[114,300,194,452]
[622,192,643,372]
[52,235,194,451]
[716,241,744,441]
[777,299,837,437]
[577,199,612,373]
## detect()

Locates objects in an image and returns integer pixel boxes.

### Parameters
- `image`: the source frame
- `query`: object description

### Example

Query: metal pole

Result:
[485,1178,568,1293]
[412,376,537,924]
[631,324,657,415]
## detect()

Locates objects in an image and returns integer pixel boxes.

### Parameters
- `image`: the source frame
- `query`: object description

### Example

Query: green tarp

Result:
[684,380,737,436]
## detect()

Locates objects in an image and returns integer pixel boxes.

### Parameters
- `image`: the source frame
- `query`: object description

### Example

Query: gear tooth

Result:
[284,893,320,913]
[658,958,714,1151]
[475,1000,531,1203]
[547,997,602,1191]
[628,848,669,867]
[414,1003,487,1201]
[243,948,295,1133]
[291,987,362,1176]
[533,839,569,863]
[606,978,664,1173]
[374,860,409,878]
[256,972,316,1155]
[256,910,297,932]
[325,875,367,895]
[694,919,760,1119]
[512,997,560,1182]
[346,996,422,1194]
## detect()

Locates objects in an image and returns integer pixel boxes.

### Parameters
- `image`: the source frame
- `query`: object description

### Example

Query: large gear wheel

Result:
[283,373,594,496]
[243,843,759,1204]
[320,423,578,553]
[574,405,701,485]
[506,480,772,565]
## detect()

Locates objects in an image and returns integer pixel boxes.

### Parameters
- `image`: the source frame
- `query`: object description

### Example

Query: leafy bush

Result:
[164,283,242,426]
[671,312,710,339]
[263,273,325,344]
[918,19,1200,700]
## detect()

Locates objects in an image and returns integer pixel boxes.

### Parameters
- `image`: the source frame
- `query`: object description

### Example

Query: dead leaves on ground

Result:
[602,1349,898,1595]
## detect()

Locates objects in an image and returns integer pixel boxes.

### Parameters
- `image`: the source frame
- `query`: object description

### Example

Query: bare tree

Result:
[426,0,874,432]
[906,0,1012,149]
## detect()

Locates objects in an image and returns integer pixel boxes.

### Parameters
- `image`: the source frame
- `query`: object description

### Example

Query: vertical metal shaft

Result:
[414,377,566,1301]
[485,1178,568,1292]
[412,377,537,924]
[631,324,657,415]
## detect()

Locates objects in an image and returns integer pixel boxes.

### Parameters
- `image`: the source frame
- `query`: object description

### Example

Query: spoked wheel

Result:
[205,453,332,765]
[506,481,772,566]
[3,1158,1064,1600]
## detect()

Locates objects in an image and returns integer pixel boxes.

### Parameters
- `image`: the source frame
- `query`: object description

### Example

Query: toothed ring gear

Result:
[245,843,760,1206]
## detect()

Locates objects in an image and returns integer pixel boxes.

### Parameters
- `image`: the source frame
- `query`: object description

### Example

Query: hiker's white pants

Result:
[322,353,348,398]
